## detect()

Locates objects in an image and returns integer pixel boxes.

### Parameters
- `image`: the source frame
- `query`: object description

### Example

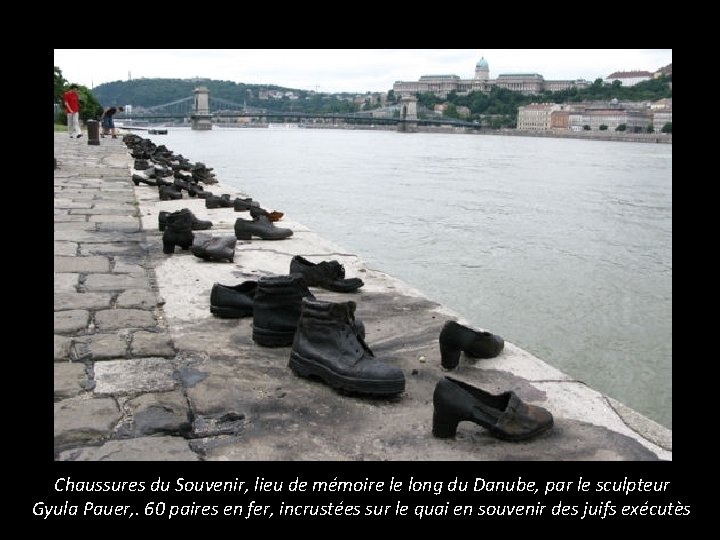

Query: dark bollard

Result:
[87,119,100,146]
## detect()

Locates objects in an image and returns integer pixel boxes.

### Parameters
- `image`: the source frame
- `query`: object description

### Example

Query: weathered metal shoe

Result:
[234,214,293,240]
[158,185,183,200]
[438,320,504,369]
[252,275,314,347]
[158,209,212,232]
[432,377,553,441]
[210,281,257,318]
[289,298,405,396]
[289,255,363,292]
[132,174,157,187]
[250,205,284,222]
[190,234,236,263]
[162,210,194,254]
[233,197,260,212]
[205,194,233,209]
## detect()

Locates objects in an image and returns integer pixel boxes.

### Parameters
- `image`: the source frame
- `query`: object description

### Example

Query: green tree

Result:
[583,125,591,131]
[599,124,608,131]
[444,103,459,119]
[416,92,442,110]
[77,85,103,122]
[615,123,627,132]
[661,122,672,134]
[646,124,655,133]
[468,91,490,114]
[54,66,66,103]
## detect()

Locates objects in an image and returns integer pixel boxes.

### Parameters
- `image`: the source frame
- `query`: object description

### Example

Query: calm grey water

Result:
[155,127,672,429]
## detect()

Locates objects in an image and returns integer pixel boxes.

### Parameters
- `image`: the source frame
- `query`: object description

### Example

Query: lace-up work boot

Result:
[252,275,315,347]
[289,298,405,396]
[289,255,363,292]
[234,214,293,241]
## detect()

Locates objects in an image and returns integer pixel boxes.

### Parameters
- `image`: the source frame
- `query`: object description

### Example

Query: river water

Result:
[153,127,672,429]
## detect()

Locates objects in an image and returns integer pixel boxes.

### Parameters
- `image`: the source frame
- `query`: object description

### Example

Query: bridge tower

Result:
[191,86,213,130]
[397,96,418,133]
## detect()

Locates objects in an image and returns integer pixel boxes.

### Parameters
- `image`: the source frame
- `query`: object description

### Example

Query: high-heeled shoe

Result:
[438,320,504,369]
[432,376,553,441]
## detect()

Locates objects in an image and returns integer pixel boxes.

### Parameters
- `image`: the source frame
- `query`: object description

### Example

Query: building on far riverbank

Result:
[518,98,672,136]
[393,55,590,98]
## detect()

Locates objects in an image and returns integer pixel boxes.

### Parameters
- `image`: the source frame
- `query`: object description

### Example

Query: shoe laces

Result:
[347,318,373,359]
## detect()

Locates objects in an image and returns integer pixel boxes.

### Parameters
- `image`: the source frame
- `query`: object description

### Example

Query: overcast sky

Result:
[54,49,672,94]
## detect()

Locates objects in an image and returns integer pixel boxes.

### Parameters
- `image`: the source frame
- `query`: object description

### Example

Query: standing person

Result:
[63,84,82,139]
[100,106,124,138]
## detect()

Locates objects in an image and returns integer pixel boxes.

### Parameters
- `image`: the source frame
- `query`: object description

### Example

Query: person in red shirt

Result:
[63,84,82,139]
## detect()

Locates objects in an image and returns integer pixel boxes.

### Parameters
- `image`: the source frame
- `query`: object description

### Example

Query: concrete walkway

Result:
[53,132,672,461]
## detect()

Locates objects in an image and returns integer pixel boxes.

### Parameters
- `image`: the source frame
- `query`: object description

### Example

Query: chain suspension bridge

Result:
[115,88,485,132]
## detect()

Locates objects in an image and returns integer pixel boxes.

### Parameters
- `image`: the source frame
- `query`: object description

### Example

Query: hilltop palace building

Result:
[393,56,591,98]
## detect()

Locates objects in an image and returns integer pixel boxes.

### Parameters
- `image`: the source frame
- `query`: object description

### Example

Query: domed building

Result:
[475,57,489,81]
[393,52,590,98]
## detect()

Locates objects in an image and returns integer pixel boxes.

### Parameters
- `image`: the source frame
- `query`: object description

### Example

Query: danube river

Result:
[155,127,672,429]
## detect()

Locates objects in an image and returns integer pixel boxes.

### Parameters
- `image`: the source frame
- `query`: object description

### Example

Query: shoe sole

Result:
[252,326,295,347]
[289,351,405,396]
[193,254,234,263]
[210,305,252,318]
[319,281,364,293]
[490,420,554,442]
[235,230,292,241]
[433,413,553,441]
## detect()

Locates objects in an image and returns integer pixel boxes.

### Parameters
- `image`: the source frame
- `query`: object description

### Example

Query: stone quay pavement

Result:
[53,132,672,461]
